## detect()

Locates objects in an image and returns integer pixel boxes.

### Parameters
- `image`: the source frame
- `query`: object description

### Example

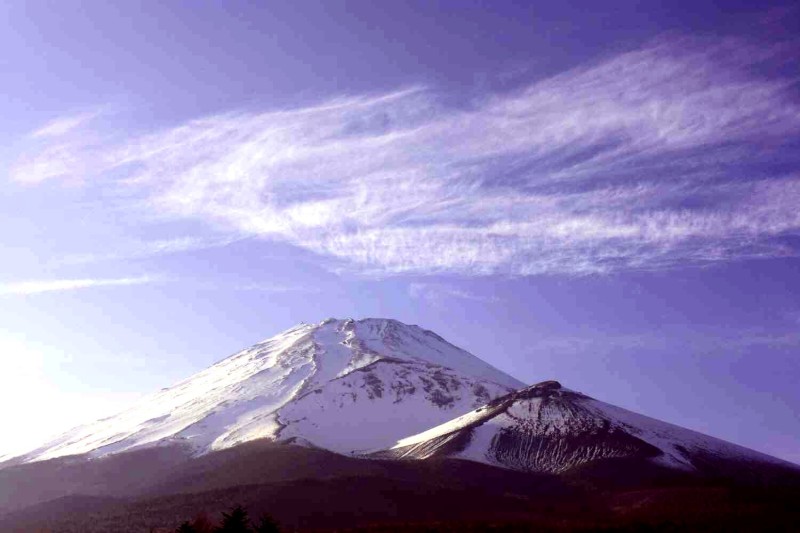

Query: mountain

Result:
[2,318,799,531]
[377,380,798,480]
[16,318,522,463]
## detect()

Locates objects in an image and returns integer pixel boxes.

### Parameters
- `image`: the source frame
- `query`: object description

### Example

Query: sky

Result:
[0,1,799,463]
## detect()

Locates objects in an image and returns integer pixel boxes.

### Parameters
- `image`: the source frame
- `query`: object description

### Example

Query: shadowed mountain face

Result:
[0,440,580,530]
[0,446,193,516]
[0,440,798,533]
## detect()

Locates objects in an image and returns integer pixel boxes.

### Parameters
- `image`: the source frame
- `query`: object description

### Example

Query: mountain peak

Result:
[17,318,523,463]
[525,380,562,392]
[10,318,797,489]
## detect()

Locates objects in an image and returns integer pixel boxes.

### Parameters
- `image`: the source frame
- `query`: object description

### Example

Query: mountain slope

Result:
[2,440,799,533]
[17,318,522,463]
[378,380,799,478]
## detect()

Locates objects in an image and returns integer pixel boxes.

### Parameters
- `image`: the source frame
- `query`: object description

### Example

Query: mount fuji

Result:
[2,318,798,531]
[16,318,522,463]
[11,318,798,478]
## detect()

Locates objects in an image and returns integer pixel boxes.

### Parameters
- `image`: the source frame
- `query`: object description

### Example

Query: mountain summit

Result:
[19,318,522,462]
[13,318,797,483]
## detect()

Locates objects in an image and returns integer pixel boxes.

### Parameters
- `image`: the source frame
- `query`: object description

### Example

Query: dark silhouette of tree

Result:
[215,505,252,533]
[253,514,280,533]
[176,521,197,533]
[175,505,276,533]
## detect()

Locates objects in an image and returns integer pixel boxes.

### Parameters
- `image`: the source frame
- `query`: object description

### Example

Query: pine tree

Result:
[176,521,197,533]
[215,505,252,533]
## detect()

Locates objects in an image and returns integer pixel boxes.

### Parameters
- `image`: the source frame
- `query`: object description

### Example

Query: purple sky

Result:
[1,1,799,463]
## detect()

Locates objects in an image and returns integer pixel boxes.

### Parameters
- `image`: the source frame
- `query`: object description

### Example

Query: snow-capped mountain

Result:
[13,318,796,480]
[378,380,795,474]
[3,320,798,532]
[18,318,523,463]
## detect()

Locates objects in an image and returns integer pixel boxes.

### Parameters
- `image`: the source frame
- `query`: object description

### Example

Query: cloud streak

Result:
[30,111,100,139]
[233,282,319,294]
[0,276,157,296]
[10,36,800,276]
[409,283,500,305]
[58,236,244,265]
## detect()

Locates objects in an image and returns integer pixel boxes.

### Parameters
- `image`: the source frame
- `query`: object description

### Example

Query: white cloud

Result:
[30,112,99,138]
[10,37,800,276]
[0,276,157,296]
[234,282,319,293]
[59,236,243,265]
[409,282,500,305]
[12,109,110,183]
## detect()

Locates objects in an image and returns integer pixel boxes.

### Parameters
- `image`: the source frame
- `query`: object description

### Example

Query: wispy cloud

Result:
[13,111,103,184]
[30,111,100,138]
[0,276,157,296]
[0,275,319,297]
[59,236,244,265]
[234,282,319,294]
[409,282,500,305]
[525,327,800,359]
[10,36,800,276]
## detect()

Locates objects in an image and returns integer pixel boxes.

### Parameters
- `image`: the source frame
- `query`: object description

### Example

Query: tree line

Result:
[174,504,279,533]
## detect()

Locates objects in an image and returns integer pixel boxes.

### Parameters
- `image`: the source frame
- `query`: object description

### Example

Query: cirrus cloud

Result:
[9,36,800,276]
[0,276,158,296]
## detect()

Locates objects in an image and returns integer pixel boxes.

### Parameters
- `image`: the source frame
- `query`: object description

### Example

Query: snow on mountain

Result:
[378,380,795,474]
[17,318,523,463]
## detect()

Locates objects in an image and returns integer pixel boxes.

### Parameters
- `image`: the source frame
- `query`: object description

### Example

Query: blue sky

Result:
[1,1,799,462]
